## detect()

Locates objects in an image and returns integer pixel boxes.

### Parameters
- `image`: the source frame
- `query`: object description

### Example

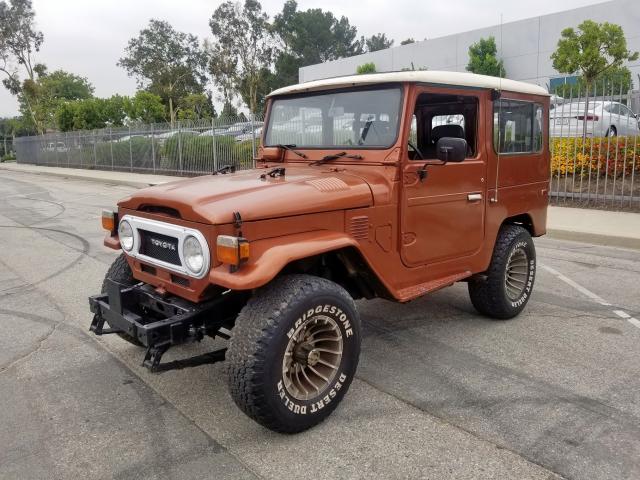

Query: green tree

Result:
[271,0,364,87]
[209,0,273,114]
[204,38,237,116]
[176,93,215,120]
[356,62,376,74]
[553,66,633,97]
[0,0,44,132]
[400,38,415,46]
[365,33,393,52]
[551,20,638,95]
[118,19,207,125]
[124,91,166,124]
[28,68,94,130]
[466,36,505,77]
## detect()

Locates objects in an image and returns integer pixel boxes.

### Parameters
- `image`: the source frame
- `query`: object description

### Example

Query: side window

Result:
[493,100,543,154]
[410,92,478,160]
[618,105,632,117]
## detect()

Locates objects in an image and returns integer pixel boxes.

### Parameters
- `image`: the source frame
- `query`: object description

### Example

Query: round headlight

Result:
[118,220,134,251]
[183,235,204,274]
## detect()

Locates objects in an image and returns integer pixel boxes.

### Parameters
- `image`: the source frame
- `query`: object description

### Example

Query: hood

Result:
[118,166,374,224]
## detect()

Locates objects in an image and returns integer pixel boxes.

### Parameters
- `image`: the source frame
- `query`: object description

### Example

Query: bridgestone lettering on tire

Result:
[101,253,144,347]
[468,225,536,320]
[226,274,361,433]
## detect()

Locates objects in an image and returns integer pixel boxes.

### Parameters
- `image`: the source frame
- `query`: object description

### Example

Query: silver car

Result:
[550,101,640,137]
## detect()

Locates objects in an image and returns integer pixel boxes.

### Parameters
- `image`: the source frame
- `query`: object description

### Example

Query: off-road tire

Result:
[101,253,144,347]
[468,225,536,320]
[227,274,361,433]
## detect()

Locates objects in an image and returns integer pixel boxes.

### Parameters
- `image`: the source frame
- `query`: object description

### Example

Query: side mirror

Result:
[436,137,467,163]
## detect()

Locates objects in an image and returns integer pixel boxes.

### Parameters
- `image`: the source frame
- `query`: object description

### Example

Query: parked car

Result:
[199,127,233,137]
[115,134,147,143]
[42,142,69,153]
[154,129,199,144]
[235,126,263,142]
[550,101,640,137]
[90,71,549,434]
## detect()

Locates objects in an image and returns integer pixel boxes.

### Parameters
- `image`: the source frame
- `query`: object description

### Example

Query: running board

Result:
[396,271,472,302]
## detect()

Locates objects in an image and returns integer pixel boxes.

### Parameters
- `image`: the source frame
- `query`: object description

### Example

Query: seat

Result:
[431,124,465,143]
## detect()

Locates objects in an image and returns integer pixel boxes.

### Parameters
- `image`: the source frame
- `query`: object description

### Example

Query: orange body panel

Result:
[107,81,550,304]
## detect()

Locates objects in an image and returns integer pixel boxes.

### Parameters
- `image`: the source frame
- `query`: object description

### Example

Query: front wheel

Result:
[226,275,361,433]
[468,225,536,320]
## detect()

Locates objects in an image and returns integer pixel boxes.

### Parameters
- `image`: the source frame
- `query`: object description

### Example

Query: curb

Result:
[546,229,640,251]
[0,164,177,188]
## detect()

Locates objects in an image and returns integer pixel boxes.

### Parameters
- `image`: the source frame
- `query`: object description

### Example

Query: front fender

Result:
[208,231,358,290]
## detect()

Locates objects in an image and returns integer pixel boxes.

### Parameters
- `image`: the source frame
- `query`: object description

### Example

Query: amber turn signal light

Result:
[101,209,117,233]
[216,235,250,267]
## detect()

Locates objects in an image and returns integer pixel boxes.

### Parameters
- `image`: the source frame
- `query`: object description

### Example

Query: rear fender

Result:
[208,231,358,290]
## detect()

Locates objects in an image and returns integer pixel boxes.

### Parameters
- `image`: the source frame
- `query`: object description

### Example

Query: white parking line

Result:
[614,310,640,329]
[540,264,611,306]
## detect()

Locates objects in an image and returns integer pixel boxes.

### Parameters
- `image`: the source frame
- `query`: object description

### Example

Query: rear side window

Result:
[493,100,543,154]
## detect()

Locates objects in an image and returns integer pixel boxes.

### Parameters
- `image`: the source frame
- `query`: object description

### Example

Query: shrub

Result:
[161,135,255,172]
[551,136,640,177]
[1,152,16,162]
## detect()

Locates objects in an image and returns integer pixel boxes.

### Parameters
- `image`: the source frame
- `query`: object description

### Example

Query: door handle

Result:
[467,193,482,201]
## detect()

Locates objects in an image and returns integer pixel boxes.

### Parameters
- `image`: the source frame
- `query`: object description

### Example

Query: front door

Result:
[401,87,487,267]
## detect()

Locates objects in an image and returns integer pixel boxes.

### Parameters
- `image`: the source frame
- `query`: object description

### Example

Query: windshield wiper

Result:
[309,151,363,166]
[273,144,307,159]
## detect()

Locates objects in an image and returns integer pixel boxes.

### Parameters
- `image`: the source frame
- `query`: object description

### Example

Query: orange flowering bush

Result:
[551,137,640,177]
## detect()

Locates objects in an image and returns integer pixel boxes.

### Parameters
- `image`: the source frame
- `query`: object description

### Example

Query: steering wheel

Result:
[408,140,425,160]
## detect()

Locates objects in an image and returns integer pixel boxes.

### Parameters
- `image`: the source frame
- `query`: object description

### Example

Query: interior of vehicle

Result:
[408,92,478,160]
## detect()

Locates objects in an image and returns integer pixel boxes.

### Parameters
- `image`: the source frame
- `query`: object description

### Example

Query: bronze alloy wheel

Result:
[282,315,344,401]
[504,247,529,301]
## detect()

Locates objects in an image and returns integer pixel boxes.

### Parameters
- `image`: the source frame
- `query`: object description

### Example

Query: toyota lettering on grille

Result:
[150,238,177,251]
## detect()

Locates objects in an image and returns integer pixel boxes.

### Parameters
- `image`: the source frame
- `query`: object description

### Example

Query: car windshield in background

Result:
[265,87,402,149]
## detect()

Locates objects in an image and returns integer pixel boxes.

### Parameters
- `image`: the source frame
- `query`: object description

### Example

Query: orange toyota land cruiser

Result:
[90,71,550,433]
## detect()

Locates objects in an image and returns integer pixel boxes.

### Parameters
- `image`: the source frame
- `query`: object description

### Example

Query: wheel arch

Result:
[208,231,391,299]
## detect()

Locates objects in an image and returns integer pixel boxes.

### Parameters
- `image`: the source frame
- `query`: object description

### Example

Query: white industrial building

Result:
[298,0,640,93]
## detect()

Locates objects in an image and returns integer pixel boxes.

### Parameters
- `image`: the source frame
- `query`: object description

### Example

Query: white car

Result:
[235,126,263,142]
[550,101,640,137]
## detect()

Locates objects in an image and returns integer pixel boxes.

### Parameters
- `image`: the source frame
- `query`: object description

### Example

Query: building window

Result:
[493,100,543,154]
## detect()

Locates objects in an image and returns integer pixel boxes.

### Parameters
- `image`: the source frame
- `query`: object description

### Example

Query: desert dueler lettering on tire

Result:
[468,225,536,320]
[226,275,361,433]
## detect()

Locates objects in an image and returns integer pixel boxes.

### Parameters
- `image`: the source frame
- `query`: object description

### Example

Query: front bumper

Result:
[89,280,231,371]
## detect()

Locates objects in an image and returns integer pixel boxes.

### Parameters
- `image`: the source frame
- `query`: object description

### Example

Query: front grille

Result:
[138,230,181,265]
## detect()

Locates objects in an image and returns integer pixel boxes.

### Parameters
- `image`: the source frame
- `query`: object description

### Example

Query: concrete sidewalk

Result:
[2,161,640,249]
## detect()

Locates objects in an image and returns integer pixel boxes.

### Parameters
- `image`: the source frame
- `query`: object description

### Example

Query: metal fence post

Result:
[109,127,114,170]
[212,117,217,173]
[93,130,98,168]
[129,124,133,172]
[151,123,156,173]
[66,132,70,167]
[177,121,183,174]
[250,113,257,168]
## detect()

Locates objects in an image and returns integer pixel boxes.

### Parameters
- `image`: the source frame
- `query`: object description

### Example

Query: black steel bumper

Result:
[89,280,229,372]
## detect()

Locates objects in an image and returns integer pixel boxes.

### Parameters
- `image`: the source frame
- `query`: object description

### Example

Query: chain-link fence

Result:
[14,115,264,175]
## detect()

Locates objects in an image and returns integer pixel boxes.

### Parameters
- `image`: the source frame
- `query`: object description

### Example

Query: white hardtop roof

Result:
[268,70,549,97]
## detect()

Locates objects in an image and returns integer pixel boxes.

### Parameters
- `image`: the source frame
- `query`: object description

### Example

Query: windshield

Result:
[265,86,403,149]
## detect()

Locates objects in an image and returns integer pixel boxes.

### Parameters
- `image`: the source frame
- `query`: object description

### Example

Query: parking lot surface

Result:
[1,169,639,480]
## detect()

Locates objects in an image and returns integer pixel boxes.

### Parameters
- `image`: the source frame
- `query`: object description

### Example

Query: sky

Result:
[0,0,608,117]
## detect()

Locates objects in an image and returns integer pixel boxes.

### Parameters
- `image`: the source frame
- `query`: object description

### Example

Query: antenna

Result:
[491,13,504,204]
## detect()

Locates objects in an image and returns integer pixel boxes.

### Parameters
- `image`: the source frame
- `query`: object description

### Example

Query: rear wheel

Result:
[468,225,536,320]
[606,126,617,137]
[101,254,144,347]
[226,274,361,433]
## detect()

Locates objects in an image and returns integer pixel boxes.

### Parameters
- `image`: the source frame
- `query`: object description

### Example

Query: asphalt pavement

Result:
[1,169,640,480]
